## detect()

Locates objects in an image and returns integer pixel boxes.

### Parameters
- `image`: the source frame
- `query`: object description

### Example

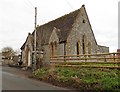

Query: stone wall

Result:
[97,45,109,53]
[67,6,98,55]
[42,45,50,66]
[21,33,33,67]
[58,43,65,56]
[21,6,109,66]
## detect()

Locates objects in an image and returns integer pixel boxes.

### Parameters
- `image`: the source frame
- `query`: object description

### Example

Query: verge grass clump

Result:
[32,65,120,91]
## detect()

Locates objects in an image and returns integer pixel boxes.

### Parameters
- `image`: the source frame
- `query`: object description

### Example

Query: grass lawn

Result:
[32,66,120,91]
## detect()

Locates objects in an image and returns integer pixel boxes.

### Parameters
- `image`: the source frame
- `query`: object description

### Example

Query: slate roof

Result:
[34,7,82,46]
[21,5,85,49]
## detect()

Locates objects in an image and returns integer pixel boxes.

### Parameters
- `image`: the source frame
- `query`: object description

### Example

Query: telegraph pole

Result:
[34,7,37,71]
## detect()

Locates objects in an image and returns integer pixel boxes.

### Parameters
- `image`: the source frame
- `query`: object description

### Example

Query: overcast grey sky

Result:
[0,0,119,52]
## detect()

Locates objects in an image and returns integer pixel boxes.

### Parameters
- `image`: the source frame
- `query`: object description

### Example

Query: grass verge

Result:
[32,65,120,91]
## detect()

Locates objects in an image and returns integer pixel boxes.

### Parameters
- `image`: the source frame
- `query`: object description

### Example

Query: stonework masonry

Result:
[21,5,109,67]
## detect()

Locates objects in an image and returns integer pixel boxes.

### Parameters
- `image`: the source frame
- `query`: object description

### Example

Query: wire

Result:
[26,0,35,8]
[65,0,74,9]
[24,1,33,9]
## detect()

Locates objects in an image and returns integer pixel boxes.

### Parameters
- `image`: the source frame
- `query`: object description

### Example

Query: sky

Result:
[118,1,120,48]
[0,0,119,52]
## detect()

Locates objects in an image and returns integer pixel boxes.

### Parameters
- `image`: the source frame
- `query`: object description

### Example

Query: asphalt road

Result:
[1,66,69,91]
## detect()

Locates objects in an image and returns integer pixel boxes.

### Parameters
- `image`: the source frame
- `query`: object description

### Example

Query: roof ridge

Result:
[37,8,80,28]
[35,6,82,45]
[31,5,83,46]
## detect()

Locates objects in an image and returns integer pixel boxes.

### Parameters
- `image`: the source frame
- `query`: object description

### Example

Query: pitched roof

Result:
[21,33,33,50]
[21,5,84,49]
[35,7,81,46]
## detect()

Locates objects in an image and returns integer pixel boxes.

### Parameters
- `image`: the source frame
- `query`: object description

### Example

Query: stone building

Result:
[0,53,3,65]
[21,5,109,67]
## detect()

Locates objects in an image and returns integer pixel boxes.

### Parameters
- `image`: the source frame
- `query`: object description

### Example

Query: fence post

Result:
[85,54,87,62]
[64,55,66,62]
[104,56,106,62]
[113,53,115,67]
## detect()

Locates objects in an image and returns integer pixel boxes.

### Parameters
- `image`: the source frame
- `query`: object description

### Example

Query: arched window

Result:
[82,33,86,54]
[54,41,57,56]
[50,42,58,57]
[50,42,54,57]
[88,41,91,55]
[76,41,81,55]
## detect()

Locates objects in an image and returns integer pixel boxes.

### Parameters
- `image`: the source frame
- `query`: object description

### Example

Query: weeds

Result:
[32,66,120,91]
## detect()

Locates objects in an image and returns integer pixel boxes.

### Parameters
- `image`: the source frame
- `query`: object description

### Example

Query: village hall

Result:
[21,5,109,67]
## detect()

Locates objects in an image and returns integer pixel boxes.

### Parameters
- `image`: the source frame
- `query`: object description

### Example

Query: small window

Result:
[83,19,86,23]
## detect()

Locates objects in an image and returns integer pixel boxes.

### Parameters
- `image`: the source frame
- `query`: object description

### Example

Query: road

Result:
[1,66,70,91]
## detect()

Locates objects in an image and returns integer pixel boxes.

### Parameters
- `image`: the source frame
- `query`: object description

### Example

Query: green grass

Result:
[32,66,120,91]
[53,62,120,67]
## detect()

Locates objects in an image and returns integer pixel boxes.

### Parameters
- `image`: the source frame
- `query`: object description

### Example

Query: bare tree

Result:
[14,49,21,56]
[2,47,16,59]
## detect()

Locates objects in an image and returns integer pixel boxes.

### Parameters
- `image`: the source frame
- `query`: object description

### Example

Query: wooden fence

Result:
[50,52,120,62]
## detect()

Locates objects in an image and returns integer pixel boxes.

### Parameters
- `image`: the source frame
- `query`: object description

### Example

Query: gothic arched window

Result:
[50,42,54,57]
[76,41,81,55]
[82,34,86,54]
[54,41,57,56]
[88,41,91,55]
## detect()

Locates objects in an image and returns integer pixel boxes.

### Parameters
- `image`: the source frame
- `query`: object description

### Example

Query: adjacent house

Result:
[21,5,109,67]
[0,53,2,65]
